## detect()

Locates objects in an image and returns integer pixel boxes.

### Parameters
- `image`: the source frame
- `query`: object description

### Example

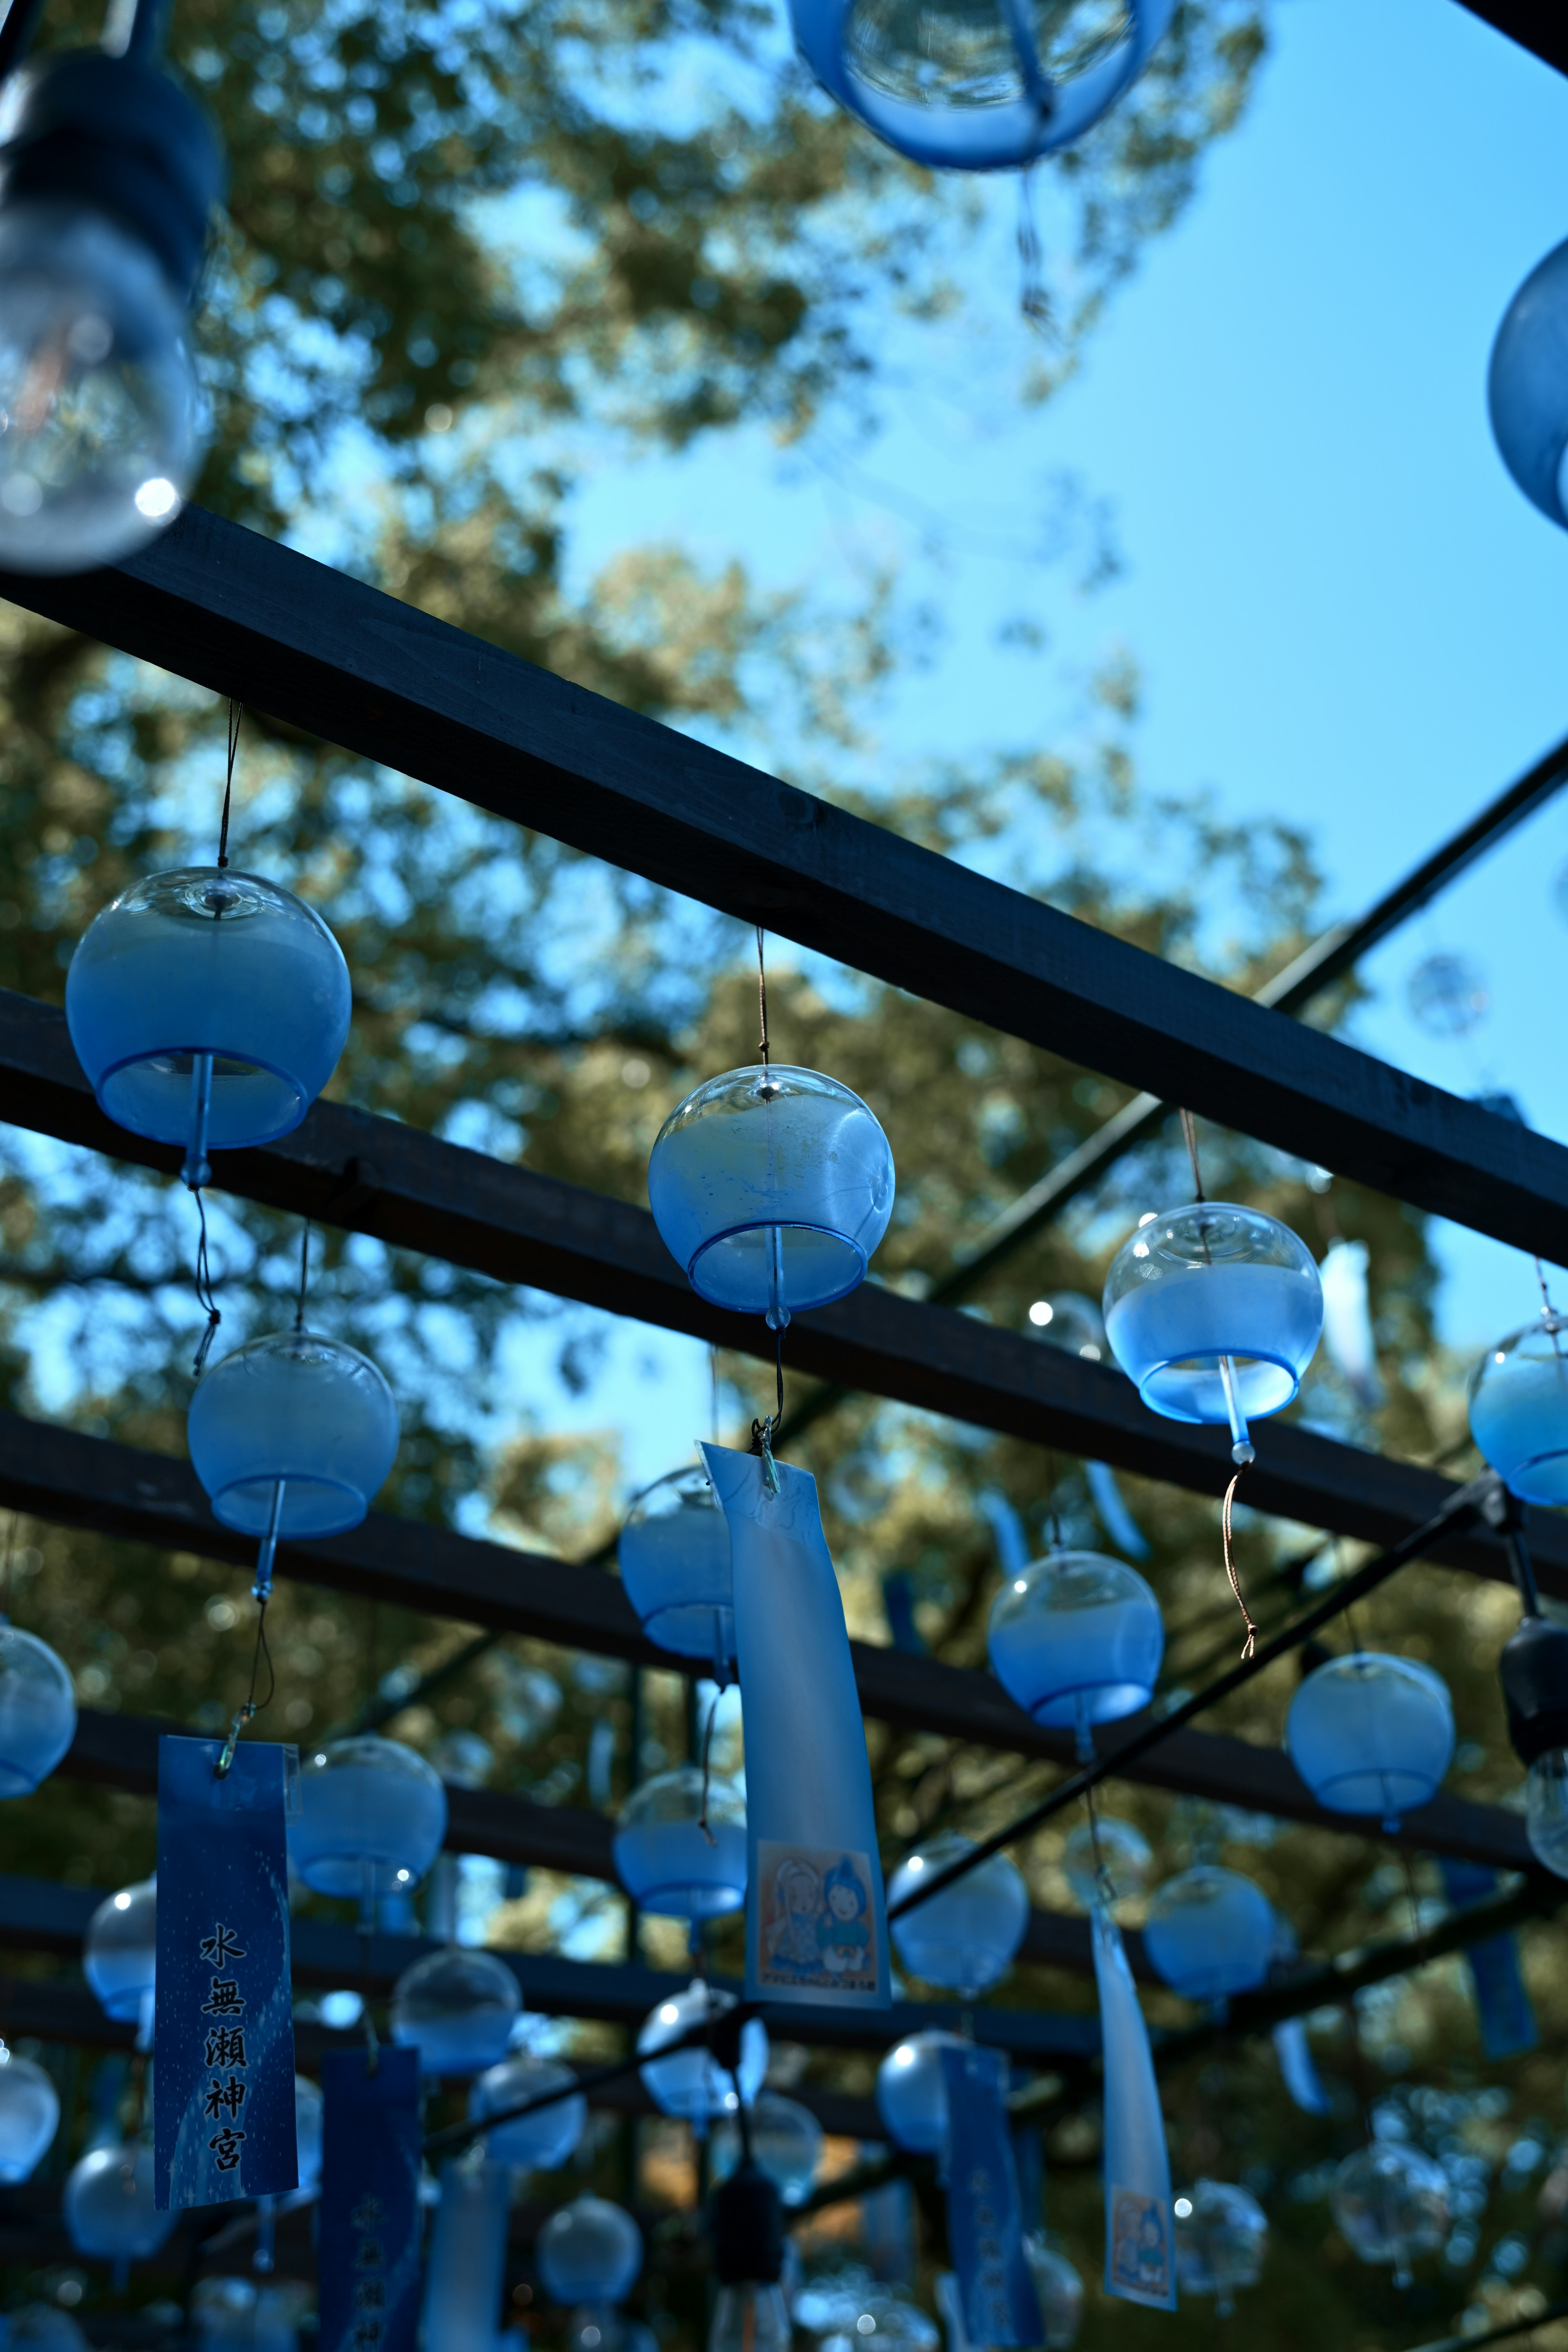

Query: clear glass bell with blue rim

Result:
[709,2091,823,2207]
[875,2028,965,2159]
[1143,1865,1274,2003]
[0,2042,59,2183]
[637,1980,768,2128]
[62,2143,177,2261]
[1103,1202,1323,1464]
[885,1830,1029,1998]
[1468,1312,1568,1504]
[1063,1814,1152,1912]
[83,1876,156,2025]
[987,1547,1163,1758]
[535,2196,643,2306]
[390,1947,521,2077]
[1330,2141,1448,2286]
[0,1622,76,1797]
[470,2052,588,2172]
[289,1734,448,1908]
[1285,1652,1453,1832]
[1174,2180,1267,2316]
[789,0,1176,173]
[618,1463,733,1670]
[647,1065,894,1327]
[1490,236,1568,530]
[66,868,351,1172]
[613,1764,747,1920]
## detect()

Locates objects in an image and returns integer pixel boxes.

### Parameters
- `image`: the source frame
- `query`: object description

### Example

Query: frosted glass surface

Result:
[637,1980,767,2121]
[875,2030,963,2156]
[188,1329,399,1538]
[1143,1866,1273,2001]
[66,868,350,1149]
[987,1548,1163,1728]
[1286,1653,1453,1820]
[1174,2180,1267,2308]
[886,1831,1028,1996]
[290,1736,448,1899]
[619,1466,733,1663]
[1469,1318,1568,1503]
[648,1065,894,1318]
[391,1948,520,2076]
[63,2144,177,2259]
[1490,236,1568,527]
[470,2055,588,2170]
[614,1805,747,1920]
[1104,1204,1321,1424]
[1330,2143,1447,2277]
[536,2197,642,2305]
[0,2051,59,2183]
[0,1624,76,1797]
[84,1878,156,2021]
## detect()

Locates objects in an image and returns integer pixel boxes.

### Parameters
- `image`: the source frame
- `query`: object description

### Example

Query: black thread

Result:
[218,700,241,869]
[192,1188,222,1377]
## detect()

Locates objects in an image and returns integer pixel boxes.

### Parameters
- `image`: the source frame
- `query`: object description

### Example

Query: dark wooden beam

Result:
[0,989,1559,1595]
[1456,2,1568,74]
[2,511,1566,1258]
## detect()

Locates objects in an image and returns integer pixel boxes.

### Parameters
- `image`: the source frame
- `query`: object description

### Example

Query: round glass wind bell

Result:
[289,1735,448,1917]
[63,2140,178,2263]
[1468,1281,1568,1506]
[1330,2138,1448,2287]
[1023,2237,1083,2352]
[0,1617,76,1797]
[0,2041,59,2182]
[1285,1652,1454,1833]
[1490,235,1568,532]
[390,1947,521,2076]
[1143,1866,1274,2005]
[614,1764,747,1921]
[83,1876,156,2044]
[987,1544,1163,1760]
[1173,2180,1268,2316]
[884,1831,1029,1999]
[647,938,895,1334]
[789,0,1176,172]
[637,1980,768,2129]
[65,727,352,1193]
[469,2051,588,2173]
[619,1462,734,1675]
[535,2195,643,2307]
[710,2091,824,2207]
[1062,1814,1151,1912]
[875,2029,965,2161]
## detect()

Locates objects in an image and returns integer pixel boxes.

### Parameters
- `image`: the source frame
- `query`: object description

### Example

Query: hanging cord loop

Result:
[214,1595,275,1778]
[755,924,770,1078]
[1222,1461,1257,1661]
[191,1187,222,1377]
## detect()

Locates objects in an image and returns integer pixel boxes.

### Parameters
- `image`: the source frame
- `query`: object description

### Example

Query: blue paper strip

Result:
[939,2042,1042,2350]
[1272,2019,1331,2115]
[1091,1904,1175,2310]
[319,2047,423,2352]
[1439,1859,1538,2061]
[154,1735,297,2211]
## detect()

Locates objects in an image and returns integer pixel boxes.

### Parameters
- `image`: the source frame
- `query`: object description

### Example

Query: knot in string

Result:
[1222,1460,1257,1661]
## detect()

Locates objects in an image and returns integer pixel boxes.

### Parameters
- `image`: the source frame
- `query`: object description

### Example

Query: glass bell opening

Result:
[844,0,1128,110]
[188,1330,400,1543]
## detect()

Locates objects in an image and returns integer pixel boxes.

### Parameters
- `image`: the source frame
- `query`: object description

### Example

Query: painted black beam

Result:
[1,512,1566,1259]
[1457,2,1568,75]
[0,989,1560,1597]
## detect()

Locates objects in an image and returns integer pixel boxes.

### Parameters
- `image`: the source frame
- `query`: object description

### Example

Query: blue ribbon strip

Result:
[939,2041,1043,2349]
[319,2047,423,2352]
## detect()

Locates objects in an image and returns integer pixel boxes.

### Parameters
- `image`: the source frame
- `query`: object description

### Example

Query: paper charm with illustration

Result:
[757,1844,879,1996]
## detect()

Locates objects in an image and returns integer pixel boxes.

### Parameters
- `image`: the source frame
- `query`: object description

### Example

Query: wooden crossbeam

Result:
[0,510,1565,1260]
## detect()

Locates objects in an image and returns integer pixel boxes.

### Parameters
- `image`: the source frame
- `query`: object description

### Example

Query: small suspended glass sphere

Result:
[66,868,351,1151]
[1490,236,1568,529]
[619,1464,734,1668]
[1286,1653,1454,1828]
[710,2091,824,2207]
[1407,951,1488,1040]
[0,2042,59,2181]
[390,1947,521,2077]
[1103,1204,1323,1452]
[535,2196,643,2306]
[1143,1866,1274,2003]
[637,1981,768,2125]
[648,1065,895,1326]
[885,1831,1029,1998]
[1174,2180,1267,2316]
[1023,2237,1083,2352]
[289,1736,448,1901]
[1330,2141,1448,2286]
[2,2307,89,2352]
[294,2075,324,2194]
[875,2029,965,2158]
[1527,1748,1568,1878]
[789,0,1174,172]
[1468,1314,1568,1505]
[63,2141,178,2261]
[0,1622,77,1797]
[987,1548,1163,1752]
[469,2052,588,2172]
[1063,1815,1153,1913]
[614,1765,747,1920]
[83,1877,156,2022]
[1025,1292,1107,1362]
[188,1330,399,1541]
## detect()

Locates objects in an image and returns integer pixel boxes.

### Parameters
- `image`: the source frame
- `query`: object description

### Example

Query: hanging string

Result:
[192,1188,222,1377]
[749,1328,784,1495]
[1397,1844,1429,1966]
[1179,1108,1206,1205]
[696,1690,719,1851]
[755,924,771,1077]
[1221,1465,1256,1661]
[1016,164,1051,334]
[296,1218,311,1332]
[214,1597,275,1778]
[218,699,241,870]
[1084,1780,1112,1911]
[1046,1451,1062,1550]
